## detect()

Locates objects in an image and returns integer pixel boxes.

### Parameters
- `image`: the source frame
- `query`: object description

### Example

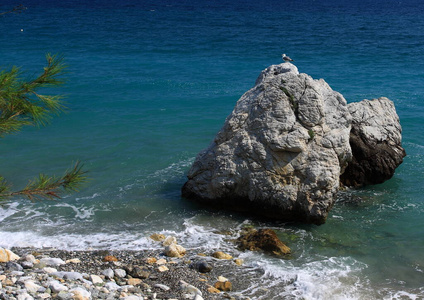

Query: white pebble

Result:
[114,268,126,278]
[48,279,69,293]
[102,268,114,279]
[90,274,103,284]
[40,257,66,266]
[154,283,170,291]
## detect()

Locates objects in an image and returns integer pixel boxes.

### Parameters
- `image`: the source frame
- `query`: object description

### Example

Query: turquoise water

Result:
[1,1,423,298]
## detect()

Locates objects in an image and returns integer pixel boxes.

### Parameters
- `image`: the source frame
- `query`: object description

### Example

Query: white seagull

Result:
[282,54,294,62]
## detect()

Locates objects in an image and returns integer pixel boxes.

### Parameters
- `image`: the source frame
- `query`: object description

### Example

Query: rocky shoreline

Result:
[0,239,258,300]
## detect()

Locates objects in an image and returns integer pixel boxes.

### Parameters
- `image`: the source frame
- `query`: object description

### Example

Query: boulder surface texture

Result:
[341,98,406,186]
[182,63,404,224]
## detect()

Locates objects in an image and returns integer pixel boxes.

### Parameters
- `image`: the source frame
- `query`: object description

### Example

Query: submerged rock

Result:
[236,228,290,256]
[340,97,406,187]
[182,63,352,224]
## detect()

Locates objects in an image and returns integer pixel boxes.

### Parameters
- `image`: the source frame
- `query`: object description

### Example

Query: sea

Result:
[1,0,423,298]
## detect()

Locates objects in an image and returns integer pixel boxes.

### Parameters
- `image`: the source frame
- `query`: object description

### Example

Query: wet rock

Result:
[214,280,232,292]
[212,251,233,260]
[207,286,221,293]
[149,233,166,242]
[190,261,212,273]
[341,97,406,187]
[234,259,244,266]
[162,236,177,246]
[164,243,186,258]
[236,228,290,256]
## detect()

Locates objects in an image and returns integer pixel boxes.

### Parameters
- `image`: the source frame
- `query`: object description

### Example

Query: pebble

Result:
[212,251,233,260]
[114,268,126,278]
[158,265,169,272]
[49,279,69,293]
[90,274,103,284]
[102,268,114,279]
[154,283,170,291]
[40,257,66,266]
[180,280,202,296]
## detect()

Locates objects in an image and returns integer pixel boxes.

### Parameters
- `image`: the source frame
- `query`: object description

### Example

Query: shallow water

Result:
[1,0,424,298]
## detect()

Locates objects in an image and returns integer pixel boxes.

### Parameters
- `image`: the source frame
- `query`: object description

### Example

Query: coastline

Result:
[1,246,254,300]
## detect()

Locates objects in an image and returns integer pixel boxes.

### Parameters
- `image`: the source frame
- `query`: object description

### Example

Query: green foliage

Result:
[0,162,87,201]
[279,86,298,111]
[0,54,66,136]
[308,129,315,140]
[0,55,87,203]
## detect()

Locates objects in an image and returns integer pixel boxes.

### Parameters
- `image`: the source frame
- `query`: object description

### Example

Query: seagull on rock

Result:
[282,54,294,62]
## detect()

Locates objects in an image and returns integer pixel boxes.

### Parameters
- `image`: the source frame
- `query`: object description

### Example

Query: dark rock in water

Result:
[340,98,406,187]
[190,260,213,273]
[236,228,290,256]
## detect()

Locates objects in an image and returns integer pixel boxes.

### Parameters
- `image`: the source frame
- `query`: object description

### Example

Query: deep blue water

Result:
[1,0,424,298]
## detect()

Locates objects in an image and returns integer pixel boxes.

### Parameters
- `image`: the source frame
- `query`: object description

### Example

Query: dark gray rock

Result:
[190,260,213,273]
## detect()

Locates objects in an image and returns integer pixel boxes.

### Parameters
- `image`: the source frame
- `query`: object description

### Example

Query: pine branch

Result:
[0,162,88,202]
[0,54,67,137]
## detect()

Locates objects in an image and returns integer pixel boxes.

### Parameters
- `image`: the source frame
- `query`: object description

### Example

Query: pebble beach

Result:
[0,239,254,300]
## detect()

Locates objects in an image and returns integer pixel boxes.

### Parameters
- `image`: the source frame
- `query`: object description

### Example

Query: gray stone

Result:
[5,262,23,272]
[101,268,114,279]
[16,293,34,300]
[51,271,84,281]
[48,279,69,293]
[182,63,352,224]
[154,283,170,291]
[70,287,91,299]
[340,97,406,186]
[190,261,212,273]
[180,280,202,296]
[39,258,66,267]
[104,281,121,291]
[113,268,126,278]
[20,261,33,269]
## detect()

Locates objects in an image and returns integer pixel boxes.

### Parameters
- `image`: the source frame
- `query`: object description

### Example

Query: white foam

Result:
[0,202,20,222]
[53,203,96,220]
